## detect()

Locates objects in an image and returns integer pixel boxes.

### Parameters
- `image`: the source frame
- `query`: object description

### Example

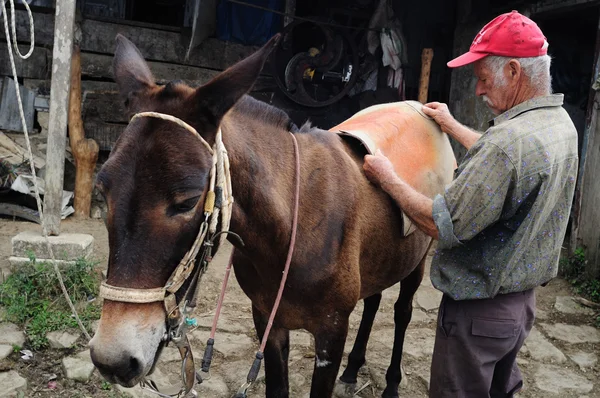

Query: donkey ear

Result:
[193,33,281,126]
[112,34,155,110]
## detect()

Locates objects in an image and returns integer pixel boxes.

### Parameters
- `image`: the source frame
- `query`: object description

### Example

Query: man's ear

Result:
[507,59,522,82]
[112,34,156,112]
[192,34,281,127]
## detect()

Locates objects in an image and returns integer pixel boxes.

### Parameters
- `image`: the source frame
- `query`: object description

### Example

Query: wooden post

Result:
[284,0,296,26]
[69,45,99,218]
[418,48,434,104]
[570,13,600,279]
[43,0,77,235]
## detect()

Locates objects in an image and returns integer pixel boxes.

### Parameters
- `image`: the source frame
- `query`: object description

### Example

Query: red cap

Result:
[448,11,548,68]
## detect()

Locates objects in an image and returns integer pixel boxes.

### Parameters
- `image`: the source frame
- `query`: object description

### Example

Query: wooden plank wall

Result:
[0,9,274,151]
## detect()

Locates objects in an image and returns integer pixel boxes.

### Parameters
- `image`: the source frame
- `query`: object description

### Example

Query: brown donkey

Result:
[89,34,454,398]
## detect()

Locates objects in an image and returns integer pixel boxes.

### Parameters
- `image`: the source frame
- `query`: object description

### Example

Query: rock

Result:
[46,330,79,349]
[62,350,95,382]
[196,374,229,397]
[524,327,566,363]
[554,297,594,315]
[410,309,431,324]
[158,345,182,364]
[289,372,307,390]
[536,308,549,320]
[0,370,27,396]
[0,345,12,360]
[568,351,598,369]
[0,323,25,347]
[540,323,600,344]
[190,331,255,358]
[403,328,436,358]
[223,359,265,386]
[290,330,313,348]
[534,364,593,393]
[194,313,249,334]
[414,367,430,391]
[415,287,442,312]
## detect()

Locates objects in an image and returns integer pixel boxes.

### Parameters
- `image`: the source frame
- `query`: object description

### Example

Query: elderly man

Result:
[363,10,578,398]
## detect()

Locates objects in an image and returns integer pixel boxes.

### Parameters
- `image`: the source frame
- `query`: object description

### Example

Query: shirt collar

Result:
[489,94,564,127]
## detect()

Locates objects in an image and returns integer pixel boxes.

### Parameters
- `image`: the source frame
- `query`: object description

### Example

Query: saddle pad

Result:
[330,100,456,236]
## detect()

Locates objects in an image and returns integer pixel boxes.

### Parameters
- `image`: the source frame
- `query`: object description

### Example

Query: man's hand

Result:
[363,150,398,187]
[422,102,457,133]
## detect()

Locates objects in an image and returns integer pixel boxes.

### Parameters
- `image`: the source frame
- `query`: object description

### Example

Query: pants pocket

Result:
[471,317,517,339]
[437,295,455,337]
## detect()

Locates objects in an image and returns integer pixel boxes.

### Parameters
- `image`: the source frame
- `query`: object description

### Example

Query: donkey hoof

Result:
[333,379,356,398]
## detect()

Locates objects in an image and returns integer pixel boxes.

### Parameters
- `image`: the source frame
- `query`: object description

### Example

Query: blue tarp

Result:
[217,0,284,45]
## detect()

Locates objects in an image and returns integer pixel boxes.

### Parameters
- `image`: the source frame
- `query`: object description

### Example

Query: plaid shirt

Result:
[431,94,578,300]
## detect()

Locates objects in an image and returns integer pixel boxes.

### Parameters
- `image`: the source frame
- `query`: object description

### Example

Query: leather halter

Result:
[98,111,235,397]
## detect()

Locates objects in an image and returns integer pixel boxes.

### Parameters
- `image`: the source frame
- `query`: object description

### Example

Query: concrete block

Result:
[8,257,79,268]
[11,231,94,260]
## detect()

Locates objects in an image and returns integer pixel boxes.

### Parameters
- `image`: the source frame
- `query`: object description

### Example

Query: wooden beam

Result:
[80,52,219,82]
[83,121,125,151]
[0,43,50,79]
[572,11,600,278]
[43,0,76,235]
[3,9,258,70]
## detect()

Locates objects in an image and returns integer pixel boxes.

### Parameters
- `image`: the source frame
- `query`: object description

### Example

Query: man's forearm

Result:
[446,120,481,150]
[380,177,439,239]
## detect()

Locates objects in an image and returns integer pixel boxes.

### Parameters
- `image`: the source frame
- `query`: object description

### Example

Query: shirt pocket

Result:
[471,318,517,339]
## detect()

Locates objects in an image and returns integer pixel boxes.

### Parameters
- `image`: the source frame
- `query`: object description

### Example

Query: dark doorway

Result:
[536,6,599,156]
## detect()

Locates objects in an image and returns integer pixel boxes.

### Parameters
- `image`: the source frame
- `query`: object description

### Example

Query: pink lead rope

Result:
[201,132,301,398]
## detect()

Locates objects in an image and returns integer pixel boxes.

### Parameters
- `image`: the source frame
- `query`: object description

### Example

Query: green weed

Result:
[0,256,101,350]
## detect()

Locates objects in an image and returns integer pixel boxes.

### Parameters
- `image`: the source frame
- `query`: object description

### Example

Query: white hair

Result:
[482,55,552,94]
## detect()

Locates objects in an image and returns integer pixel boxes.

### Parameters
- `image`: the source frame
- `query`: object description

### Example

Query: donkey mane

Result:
[233,95,316,135]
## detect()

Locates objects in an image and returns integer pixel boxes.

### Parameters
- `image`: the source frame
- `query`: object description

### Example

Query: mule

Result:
[89,34,454,398]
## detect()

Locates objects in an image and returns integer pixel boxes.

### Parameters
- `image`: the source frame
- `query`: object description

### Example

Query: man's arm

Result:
[422,102,481,150]
[363,151,438,239]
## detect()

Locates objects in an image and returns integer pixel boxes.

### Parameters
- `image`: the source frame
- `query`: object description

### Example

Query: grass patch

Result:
[0,255,101,350]
[560,247,600,326]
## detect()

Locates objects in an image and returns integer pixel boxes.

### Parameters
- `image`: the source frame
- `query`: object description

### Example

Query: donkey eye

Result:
[169,196,200,216]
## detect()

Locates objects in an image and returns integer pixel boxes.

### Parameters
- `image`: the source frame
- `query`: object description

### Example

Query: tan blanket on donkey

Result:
[330,100,457,236]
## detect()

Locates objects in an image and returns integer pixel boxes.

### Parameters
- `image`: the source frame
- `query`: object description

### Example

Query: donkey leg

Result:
[309,317,349,398]
[382,260,425,398]
[252,305,290,398]
[335,293,382,396]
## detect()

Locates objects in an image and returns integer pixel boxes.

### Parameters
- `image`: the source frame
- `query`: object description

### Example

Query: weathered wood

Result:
[43,0,76,235]
[0,77,36,133]
[4,9,258,70]
[575,92,600,278]
[0,132,45,168]
[571,11,600,278]
[82,92,127,123]
[69,45,99,218]
[80,52,220,82]
[0,43,50,79]
[83,121,125,151]
[24,78,119,94]
[418,48,434,104]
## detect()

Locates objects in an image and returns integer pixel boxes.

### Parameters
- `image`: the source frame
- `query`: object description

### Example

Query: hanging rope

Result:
[1,0,91,341]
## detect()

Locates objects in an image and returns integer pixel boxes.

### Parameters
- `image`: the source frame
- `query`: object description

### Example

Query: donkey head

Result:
[89,34,279,387]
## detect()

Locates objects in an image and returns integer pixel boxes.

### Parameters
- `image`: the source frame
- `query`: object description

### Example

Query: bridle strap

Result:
[99,282,165,303]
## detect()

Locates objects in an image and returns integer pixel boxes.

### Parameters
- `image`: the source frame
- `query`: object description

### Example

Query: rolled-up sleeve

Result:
[432,142,516,248]
[433,194,462,249]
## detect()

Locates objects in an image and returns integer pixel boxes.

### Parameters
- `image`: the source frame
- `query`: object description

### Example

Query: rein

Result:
[97,112,301,398]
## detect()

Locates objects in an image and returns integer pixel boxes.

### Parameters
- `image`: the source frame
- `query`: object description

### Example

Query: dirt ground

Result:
[1,217,599,397]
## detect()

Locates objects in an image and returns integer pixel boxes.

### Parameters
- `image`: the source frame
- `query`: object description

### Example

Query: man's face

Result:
[474,60,512,115]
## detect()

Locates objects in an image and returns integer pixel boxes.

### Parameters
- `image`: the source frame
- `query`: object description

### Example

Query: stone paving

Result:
[0,243,598,397]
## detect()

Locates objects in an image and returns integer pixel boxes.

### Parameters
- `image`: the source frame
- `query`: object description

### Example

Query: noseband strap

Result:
[99,282,165,303]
